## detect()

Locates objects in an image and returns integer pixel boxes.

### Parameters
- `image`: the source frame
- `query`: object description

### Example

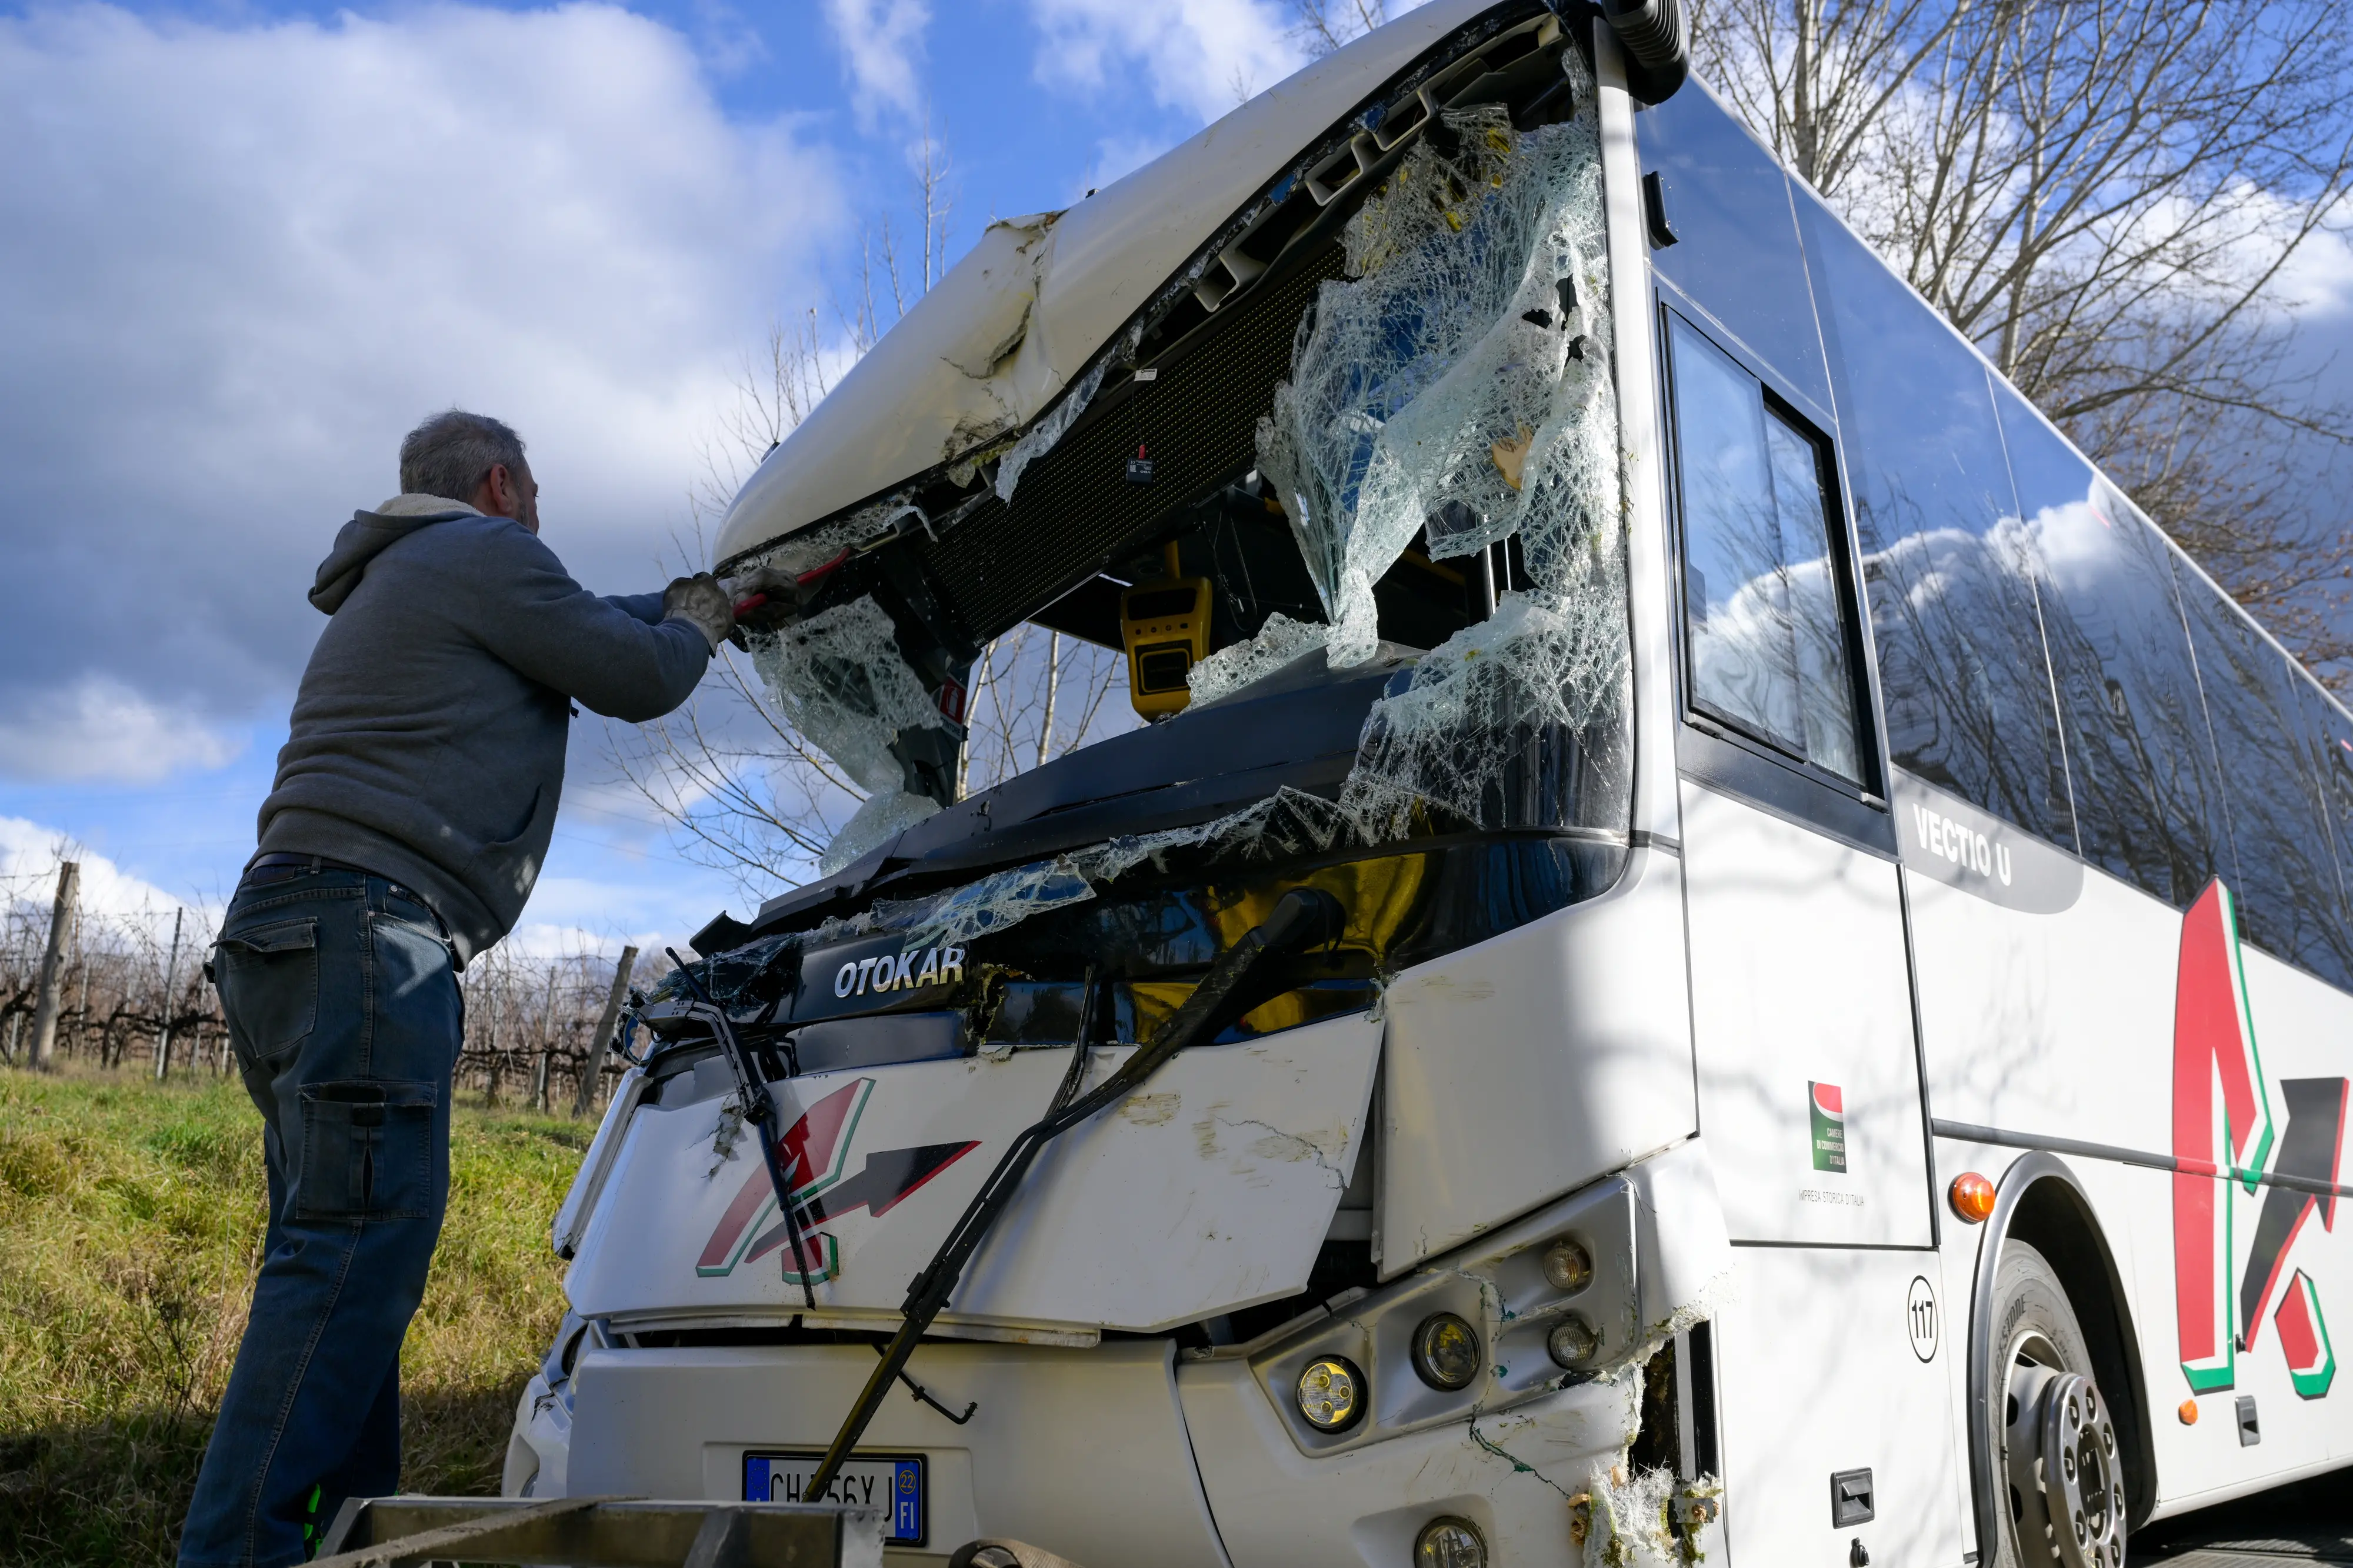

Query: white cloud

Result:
[0,676,241,785]
[0,815,212,924]
[2274,198,2353,321]
[823,0,931,127]
[0,2,845,775]
[1027,0,1306,129]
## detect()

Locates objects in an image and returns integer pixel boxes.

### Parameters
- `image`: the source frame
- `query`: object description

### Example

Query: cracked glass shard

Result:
[747,595,947,874]
[1185,611,1332,708]
[1262,65,1632,846]
[736,498,896,581]
[1258,74,1620,673]
[1343,583,1629,842]
[1572,1465,1724,1568]
[994,353,1113,504]
[860,787,1349,951]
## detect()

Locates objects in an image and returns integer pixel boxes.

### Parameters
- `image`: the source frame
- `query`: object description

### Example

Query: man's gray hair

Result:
[399,410,527,505]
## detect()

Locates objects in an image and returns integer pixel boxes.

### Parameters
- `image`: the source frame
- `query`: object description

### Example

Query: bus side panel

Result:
[1682,782,1932,1247]
[2145,947,2353,1490]
[1904,793,2353,1500]
[1902,802,2172,1151]
[1378,846,1695,1275]
[1712,1245,1964,1565]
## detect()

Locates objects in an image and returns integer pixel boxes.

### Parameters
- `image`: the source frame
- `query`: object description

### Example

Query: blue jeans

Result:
[179,866,462,1568]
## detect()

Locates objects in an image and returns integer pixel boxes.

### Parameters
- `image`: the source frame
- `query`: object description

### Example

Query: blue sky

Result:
[0,0,1336,952]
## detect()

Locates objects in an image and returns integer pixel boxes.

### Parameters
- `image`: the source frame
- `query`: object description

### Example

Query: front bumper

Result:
[532,1337,1637,1567]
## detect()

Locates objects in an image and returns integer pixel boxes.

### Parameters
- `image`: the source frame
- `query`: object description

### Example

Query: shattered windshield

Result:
[695,35,1628,984]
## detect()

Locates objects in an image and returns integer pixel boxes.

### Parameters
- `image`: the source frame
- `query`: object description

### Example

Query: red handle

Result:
[729,549,851,620]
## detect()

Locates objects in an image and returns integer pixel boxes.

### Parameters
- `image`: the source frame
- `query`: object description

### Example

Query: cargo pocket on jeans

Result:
[293,1080,437,1221]
[213,917,319,1067]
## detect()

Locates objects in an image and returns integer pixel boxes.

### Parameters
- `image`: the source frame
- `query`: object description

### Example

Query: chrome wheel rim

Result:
[2002,1335,2124,1568]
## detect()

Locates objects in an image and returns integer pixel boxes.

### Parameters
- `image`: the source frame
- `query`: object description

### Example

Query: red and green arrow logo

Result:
[695,1077,978,1284]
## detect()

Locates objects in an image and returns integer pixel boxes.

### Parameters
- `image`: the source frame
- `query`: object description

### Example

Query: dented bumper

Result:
[535,1338,1639,1568]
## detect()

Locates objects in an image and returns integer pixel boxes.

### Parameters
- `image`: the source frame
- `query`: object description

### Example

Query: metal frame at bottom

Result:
[312,1494,884,1568]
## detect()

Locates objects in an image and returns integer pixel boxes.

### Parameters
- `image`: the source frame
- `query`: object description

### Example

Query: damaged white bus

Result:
[505,4,2353,1564]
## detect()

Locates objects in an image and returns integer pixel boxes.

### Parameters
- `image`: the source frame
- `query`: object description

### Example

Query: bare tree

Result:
[1291,0,1391,56]
[1691,0,2353,685]
[1,854,224,1079]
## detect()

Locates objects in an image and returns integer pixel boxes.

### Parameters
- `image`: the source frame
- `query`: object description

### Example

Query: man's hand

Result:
[724,562,801,607]
[662,572,735,652]
[720,562,806,649]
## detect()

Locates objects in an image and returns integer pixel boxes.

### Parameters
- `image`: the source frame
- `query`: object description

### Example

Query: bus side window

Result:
[2311,699,2353,986]
[2175,566,2352,986]
[1797,196,2075,846]
[1999,382,2231,908]
[1667,317,1864,783]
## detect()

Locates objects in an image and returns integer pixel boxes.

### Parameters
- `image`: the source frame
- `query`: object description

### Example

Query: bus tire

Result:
[1986,1242,2128,1568]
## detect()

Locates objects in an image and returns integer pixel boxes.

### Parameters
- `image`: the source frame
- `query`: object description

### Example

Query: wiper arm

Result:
[665,949,821,1312]
[802,888,1342,1497]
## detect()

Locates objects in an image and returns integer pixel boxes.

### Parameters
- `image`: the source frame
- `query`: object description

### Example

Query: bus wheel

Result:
[1991,1242,2127,1568]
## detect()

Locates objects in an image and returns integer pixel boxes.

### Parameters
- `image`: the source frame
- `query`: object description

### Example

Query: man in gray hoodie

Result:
[181,411,735,1568]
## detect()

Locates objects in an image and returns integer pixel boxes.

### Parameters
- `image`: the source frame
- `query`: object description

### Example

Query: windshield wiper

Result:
[802,887,1342,1497]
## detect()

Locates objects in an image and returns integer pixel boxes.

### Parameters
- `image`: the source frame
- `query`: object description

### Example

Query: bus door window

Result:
[1666,316,1865,784]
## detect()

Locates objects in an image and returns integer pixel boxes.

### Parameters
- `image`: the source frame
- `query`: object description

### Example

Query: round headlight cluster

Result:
[1542,1238,1594,1293]
[1547,1314,1600,1369]
[1411,1312,1482,1391]
[1295,1356,1365,1432]
[1415,1516,1488,1568]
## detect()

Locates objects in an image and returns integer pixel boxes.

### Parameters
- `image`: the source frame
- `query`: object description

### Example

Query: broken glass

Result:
[870,786,1350,951]
[737,497,896,581]
[994,353,1114,504]
[743,55,1628,913]
[1257,84,1620,671]
[746,596,947,874]
[1185,612,1331,708]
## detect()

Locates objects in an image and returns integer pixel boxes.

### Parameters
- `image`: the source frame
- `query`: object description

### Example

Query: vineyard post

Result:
[154,906,185,1082]
[574,945,637,1117]
[26,862,78,1072]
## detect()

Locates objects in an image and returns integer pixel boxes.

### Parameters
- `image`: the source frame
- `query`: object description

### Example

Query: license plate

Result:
[742,1450,926,1545]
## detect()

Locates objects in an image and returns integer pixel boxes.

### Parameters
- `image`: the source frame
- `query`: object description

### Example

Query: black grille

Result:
[915,245,1346,644]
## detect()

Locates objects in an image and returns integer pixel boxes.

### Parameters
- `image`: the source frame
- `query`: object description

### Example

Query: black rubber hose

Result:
[802,887,1343,1497]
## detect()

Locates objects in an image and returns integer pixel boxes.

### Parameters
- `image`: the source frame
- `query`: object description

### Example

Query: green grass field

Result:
[0,1065,589,1567]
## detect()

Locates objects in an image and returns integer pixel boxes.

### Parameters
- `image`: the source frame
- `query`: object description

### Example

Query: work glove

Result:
[661,572,735,652]
[720,562,803,649]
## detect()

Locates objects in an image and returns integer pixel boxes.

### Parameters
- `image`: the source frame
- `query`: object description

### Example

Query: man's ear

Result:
[477,463,520,518]
[471,465,505,516]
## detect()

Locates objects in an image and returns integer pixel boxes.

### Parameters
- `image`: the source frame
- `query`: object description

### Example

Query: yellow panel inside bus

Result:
[1121,546,1212,719]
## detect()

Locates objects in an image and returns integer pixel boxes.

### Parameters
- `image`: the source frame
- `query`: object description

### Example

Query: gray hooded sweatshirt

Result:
[255,495,714,961]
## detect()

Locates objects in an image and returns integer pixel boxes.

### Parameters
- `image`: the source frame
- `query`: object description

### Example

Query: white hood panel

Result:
[566,1010,1382,1334]
[713,0,1496,566]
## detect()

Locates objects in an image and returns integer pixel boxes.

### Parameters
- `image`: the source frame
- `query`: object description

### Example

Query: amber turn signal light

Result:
[1949,1172,1997,1223]
[2178,1399,2199,1425]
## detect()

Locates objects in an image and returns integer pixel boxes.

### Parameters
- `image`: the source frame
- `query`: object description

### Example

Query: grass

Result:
[0,1063,591,1567]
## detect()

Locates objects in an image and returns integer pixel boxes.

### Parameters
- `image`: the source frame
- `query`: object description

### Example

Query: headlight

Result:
[1411,1312,1482,1391]
[1547,1314,1599,1369]
[1295,1356,1365,1432]
[1415,1516,1488,1568]
[1541,1238,1593,1293]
